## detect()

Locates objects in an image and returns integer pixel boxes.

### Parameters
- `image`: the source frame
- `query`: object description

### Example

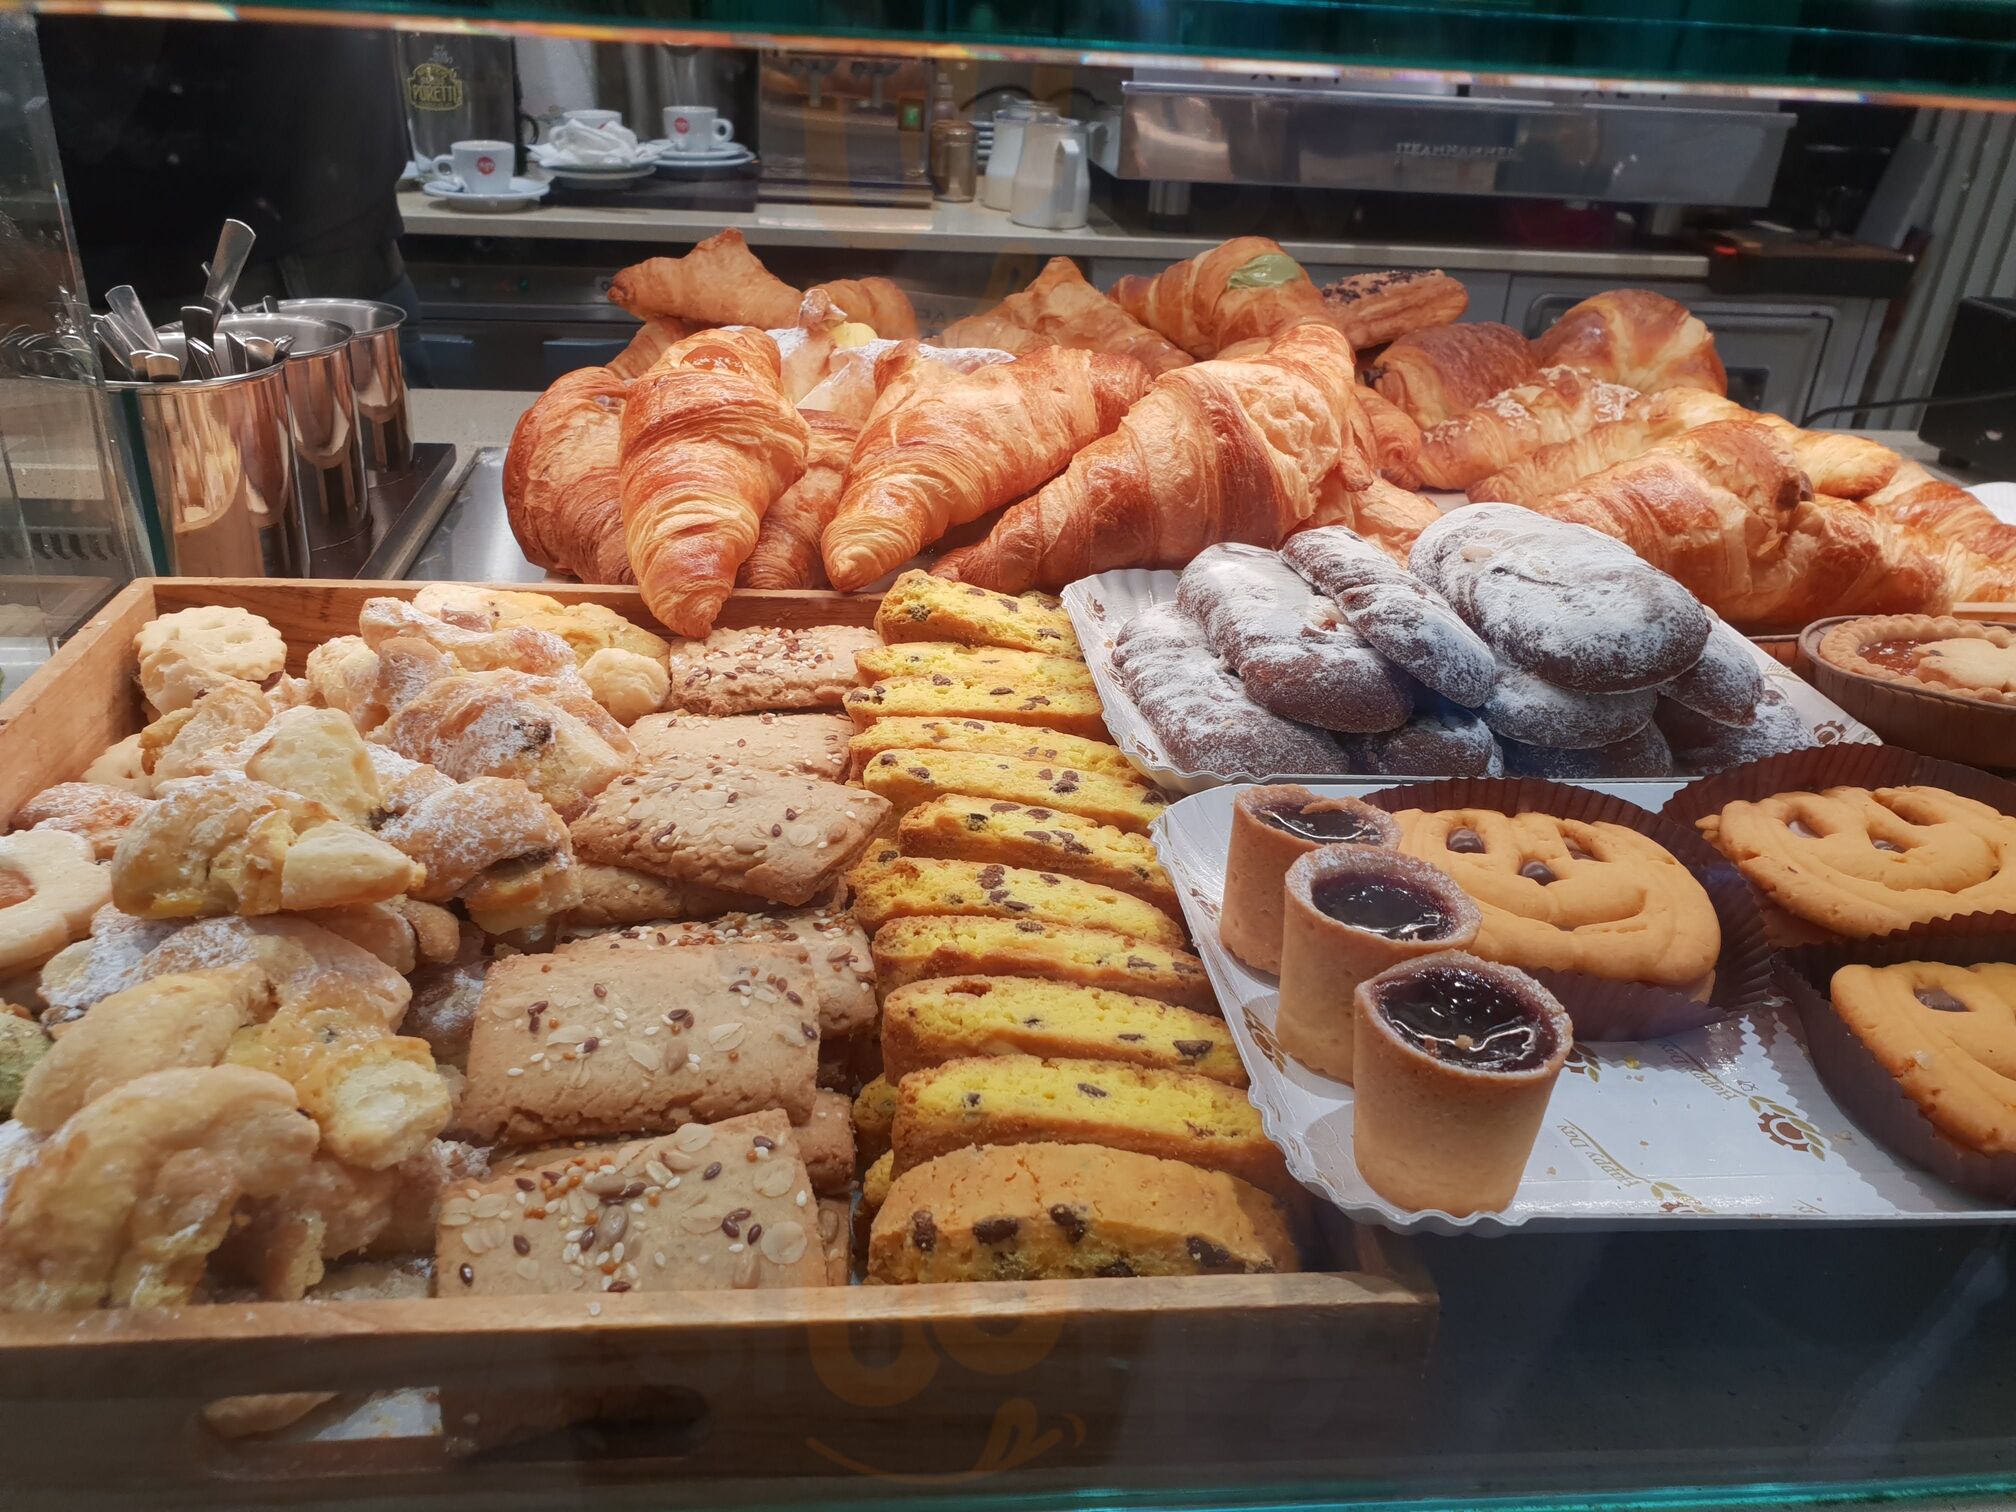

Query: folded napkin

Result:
[534,119,647,166]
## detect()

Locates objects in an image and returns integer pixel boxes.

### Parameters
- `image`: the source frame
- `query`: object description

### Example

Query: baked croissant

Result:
[1355,385,1425,489]
[796,339,1013,425]
[619,327,810,636]
[607,228,802,329]
[1470,387,1750,504]
[1533,289,1727,396]
[1365,322,1537,428]
[1319,270,1469,350]
[807,276,919,339]
[502,366,632,584]
[821,346,1151,592]
[740,412,860,589]
[607,318,691,381]
[1416,365,1640,490]
[1109,236,1348,359]
[936,258,1192,375]
[932,322,1373,592]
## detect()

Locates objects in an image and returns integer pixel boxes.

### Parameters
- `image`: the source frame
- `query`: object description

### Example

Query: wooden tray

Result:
[0,578,1436,1499]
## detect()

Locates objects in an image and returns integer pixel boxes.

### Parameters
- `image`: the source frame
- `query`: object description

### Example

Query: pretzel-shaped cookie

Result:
[1393,808,1720,988]
[1830,961,2016,1154]
[1701,786,2016,938]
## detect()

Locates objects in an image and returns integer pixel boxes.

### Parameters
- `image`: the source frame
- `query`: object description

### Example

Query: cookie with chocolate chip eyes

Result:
[1391,808,1721,989]
[1699,785,2016,939]
[1829,961,2016,1157]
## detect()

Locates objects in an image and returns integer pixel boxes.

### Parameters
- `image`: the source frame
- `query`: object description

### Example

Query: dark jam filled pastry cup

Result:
[1220,785,1400,974]
[1351,951,1571,1217]
[1275,846,1481,1083]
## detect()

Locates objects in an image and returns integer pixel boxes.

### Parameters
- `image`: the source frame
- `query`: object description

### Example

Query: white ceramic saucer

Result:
[549,164,656,188]
[420,175,551,211]
[653,144,756,171]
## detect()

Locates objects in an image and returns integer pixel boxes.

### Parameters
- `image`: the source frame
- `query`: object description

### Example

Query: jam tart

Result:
[1817,615,2016,706]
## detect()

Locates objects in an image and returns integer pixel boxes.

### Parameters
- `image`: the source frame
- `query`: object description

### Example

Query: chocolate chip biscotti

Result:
[870,916,1215,1013]
[846,851,1187,949]
[891,1054,1294,1204]
[855,642,1095,693]
[881,976,1244,1087]
[898,795,1179,915]
[846,717,1138,783]
[844,677,1109,742]
[869,1143,1300,1284]
[859,749,1168,834]
[875,571,1081,656]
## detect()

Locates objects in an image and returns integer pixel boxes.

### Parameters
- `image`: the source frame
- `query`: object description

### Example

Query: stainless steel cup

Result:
[106,334,306,578]
[278,298,412,473]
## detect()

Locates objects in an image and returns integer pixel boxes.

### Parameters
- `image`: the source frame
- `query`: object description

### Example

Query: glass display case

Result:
[5,4,2016,1510]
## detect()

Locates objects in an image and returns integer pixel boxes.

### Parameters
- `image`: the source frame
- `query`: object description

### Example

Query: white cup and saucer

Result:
[651,105,754,170]
[420,139,549,210]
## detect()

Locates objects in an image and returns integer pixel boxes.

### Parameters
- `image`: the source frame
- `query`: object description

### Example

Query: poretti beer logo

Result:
[409,61,463,112]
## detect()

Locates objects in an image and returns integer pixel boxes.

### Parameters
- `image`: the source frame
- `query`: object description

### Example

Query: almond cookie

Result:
[1829,961,2016,1155]
[665,624,880,716]
[1394,807,1721,989]
[0,830,111,973]
[1700,785,2016,938]
[630,710,853,782]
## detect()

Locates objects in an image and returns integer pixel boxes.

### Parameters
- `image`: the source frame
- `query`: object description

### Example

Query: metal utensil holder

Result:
[278,298,412,473]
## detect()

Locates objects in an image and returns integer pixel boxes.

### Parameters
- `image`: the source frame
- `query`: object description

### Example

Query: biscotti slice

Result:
[863,1149,895,1213]
[630,710,853,782]
[569,766,889,907]
[860,748,1168,835]
[899,795,1179,915]
[847,850,1186,949]
[794,1087,857,1197]
[882,976,1245,1087]
[666,624,880,715]
[847,717,1138,783]
[457,934,821,1145]
[853,1073,898,1162]
[892,1054,1294,1205]
[870,1143,1299,1284]
[876,570,1081,655]
[844,677,1109,742]
[856,642,1095,692]
[871,916,1215,1013]
[437,1110,828,1299]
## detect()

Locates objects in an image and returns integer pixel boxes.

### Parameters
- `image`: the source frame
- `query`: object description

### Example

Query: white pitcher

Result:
[1009,115,1090,230]
[982,100,1059,211]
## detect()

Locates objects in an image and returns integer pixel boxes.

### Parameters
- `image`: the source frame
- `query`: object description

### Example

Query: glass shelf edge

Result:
[27,0,2016,114]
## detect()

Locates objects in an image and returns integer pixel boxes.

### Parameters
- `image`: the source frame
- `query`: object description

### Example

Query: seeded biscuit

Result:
[666,624,880,715]
[630,710,852,782]
[793,1088,856,1197]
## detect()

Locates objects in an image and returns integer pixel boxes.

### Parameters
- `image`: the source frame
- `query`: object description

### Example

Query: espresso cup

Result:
[566,108,621,129]
[431,139,513,191]
[662,105,734,152]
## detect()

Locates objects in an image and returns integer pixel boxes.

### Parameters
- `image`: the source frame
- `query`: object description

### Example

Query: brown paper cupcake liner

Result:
[1797,614,2016,770]
[1776,927,2016,1203]
[1658,745,2016,949]
[1355,774,1775,1041]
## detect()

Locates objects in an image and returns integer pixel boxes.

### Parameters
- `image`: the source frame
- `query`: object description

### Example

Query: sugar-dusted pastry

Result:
[1347,704,1503,778]
[81,733,154,797]
[1395,807,1721,990]
[843,675,1110,742]
[874,570,1081,655]
[358,597,578,679]
[858,747,1167,833]
[1276,848,1481,1082]
[846,716,1135,783]
[1817,615,2016,704]
[1476,662,1658,750]
[578,649,670,724]
[569,766,888,907]
[665,623,880,715]
[1219,785,1400,974]
[140,682,283,781]
[1828,960,2016,1156]
[870,916,1214,1013]
[1500,723,1674,780]
[897,794,1178,915]
[845,850,1187,948]
[870,1143,1298,1283]
[1699,785,2016,938]
[1350,952,1572,1216]
[629,710,853,782]
[891,1053,1297,1205]
[456,934,822,1144]
[882,975,1242,1086]
[1662,612,1763,727]
[855,640,1095,692]
[1656,687,1815,774]
[411,584,670,664]
[11,783,151,862]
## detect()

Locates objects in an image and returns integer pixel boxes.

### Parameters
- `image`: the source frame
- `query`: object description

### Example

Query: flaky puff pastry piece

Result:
[1319,268,1469,350]
[1109,236,1349,360]
[934,322,1375,593]
[935,257,1192,375]
[503,365,633,586]
[359,597,577,678]
[0,1064,318,1310]
[619,326,810,637]
[739,411,860,589]
[607,228,802,328]
[110,774,425,920]
[1533,288,1727,397]
[1365,321,1537,429]
[822,345,1151,592]
[411,583,669,663]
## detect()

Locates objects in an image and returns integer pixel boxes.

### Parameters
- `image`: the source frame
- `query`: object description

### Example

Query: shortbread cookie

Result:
[0,830,111,973]
[14,783,153,861]
[870,916,1214,1013]
[844,676,1109,742]
[1395,807,1721,988]
[870,1143,1298,1283]
[630,710,853,782]
[847,850,1187,948]
[875,570,1081,655]
[1830,961,2016,1154]
[856,641,1094,692]
[665,624,880,716]
[1701,785,2016,938]
[81,734,154,797]
[859,748,1167,834]
[134,606,286,713]
[457,934,821,1145]
[882,976,1243,1086]
[898,794,1179,915]
[846,716,1137,782]
[569,767,889,907]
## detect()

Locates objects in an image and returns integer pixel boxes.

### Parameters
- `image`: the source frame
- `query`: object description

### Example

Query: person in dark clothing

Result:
[38,15,420,362]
